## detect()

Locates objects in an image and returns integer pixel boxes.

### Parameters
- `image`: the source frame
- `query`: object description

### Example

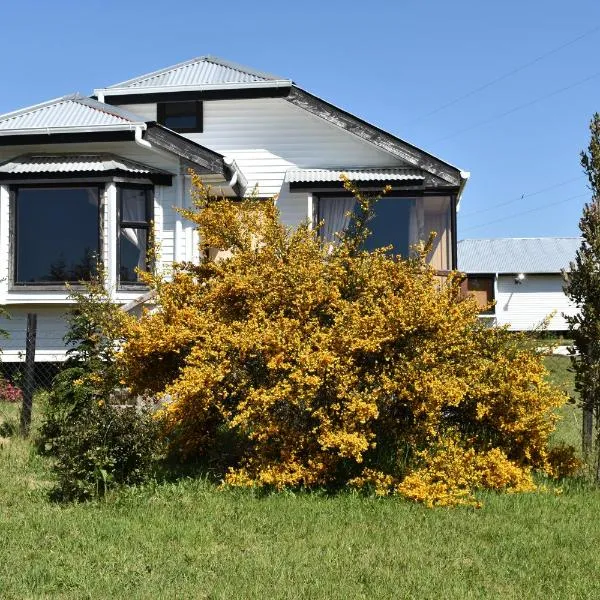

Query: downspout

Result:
[175,168,185,262]
[134,125,152,149]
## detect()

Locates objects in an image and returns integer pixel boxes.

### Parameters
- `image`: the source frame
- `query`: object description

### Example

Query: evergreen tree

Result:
[565,113,600,472]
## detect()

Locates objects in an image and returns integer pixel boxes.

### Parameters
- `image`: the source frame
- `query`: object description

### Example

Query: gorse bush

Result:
[118,174,574,507]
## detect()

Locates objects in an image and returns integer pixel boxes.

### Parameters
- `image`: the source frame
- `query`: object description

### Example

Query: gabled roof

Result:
[458,237,582,274]
[98,55,291,93]
[0,94,146,134]
[96,55,467,191]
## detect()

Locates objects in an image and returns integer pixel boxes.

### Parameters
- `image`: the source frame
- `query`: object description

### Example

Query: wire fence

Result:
[0,313,65,434]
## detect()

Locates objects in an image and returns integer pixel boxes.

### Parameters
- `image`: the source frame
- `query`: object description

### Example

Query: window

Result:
[317,195,453,269]
[119,186,152,285]
[318,196,416,257]
[461,276,495,313]
[14,185,100,284]
[157,101,203,133]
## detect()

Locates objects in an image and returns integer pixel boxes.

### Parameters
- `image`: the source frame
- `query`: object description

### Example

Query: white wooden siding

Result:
[115,97,405,199]
[495,275,578,331]
[0,306,69,361]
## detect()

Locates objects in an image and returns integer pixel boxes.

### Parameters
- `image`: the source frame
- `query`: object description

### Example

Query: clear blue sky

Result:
[1,0,599,241]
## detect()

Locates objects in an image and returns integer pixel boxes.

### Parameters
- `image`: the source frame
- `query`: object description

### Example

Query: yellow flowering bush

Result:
[118,173,574,506]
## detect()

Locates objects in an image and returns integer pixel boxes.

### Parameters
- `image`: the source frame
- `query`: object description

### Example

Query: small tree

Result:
[564,113,600,472]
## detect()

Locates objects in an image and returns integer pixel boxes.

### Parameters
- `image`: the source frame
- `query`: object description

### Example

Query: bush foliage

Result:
[39,275,164,501]
[118,174,573,506]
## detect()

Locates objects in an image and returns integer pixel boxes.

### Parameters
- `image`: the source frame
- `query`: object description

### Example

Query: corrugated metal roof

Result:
[0,94,146,132]
[0,154,169,176]
[106,55,290,90]
[458,238,582,274]
[285,168,426,183]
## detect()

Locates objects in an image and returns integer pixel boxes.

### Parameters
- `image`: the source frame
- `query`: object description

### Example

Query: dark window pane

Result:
[16,187,99,283]
[360,198,414,256]
[159,101,201,132]
[164,114,197,130]
[121,187,148,223]
[120,228,148,283]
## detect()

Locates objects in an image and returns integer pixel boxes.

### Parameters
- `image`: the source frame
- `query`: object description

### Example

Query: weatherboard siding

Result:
[0,306,69,361]
[114,97,403,203]
[495,275,578,331]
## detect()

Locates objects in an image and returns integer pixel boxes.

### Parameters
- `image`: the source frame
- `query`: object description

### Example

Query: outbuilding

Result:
[458,237,581,331]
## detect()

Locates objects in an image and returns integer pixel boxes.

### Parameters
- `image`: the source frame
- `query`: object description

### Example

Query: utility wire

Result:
[434,70,600,143]
[460,191,590,233]
[460,175,584,218]
[409,24,600,125]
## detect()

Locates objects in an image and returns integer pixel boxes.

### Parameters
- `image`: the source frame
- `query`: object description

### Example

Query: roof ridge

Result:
[106,55,288,90]
[0,93,82,122]
[0,94,146,126]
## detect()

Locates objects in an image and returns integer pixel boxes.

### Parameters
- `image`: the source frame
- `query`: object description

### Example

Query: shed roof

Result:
[458,237,582,274]
[102,56,291,91]
[0,94,146,133]
[0,154,172,184]
[285,167,425,183]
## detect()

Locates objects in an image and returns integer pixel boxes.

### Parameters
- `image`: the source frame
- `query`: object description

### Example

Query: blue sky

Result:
[1,0,599,241]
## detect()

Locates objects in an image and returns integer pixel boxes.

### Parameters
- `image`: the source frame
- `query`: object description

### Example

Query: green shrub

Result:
[49,400,164,502]
[39,272,165,502]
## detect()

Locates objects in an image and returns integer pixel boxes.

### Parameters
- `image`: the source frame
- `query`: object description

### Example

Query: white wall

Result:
[0,306,69,361]
[495,274,579,331]
[116,97,406,228]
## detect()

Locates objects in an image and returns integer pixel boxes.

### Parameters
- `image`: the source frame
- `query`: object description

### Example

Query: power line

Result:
[460,175,585,218]
[409,24,600,125]
[460,191,590,233]
[434,70,600,143]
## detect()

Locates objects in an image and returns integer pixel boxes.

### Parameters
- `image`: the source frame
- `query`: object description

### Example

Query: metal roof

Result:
[285,168,426,183]
[458,238,582,274]
[104,55,291,91]
[0,94,146,133]
[0,154,170,176]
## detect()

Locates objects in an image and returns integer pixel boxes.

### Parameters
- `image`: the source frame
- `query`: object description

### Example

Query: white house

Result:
[458,237,581,331]
[0,56,469,361]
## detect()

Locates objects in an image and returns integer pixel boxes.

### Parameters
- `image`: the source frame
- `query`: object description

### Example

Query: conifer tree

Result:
[564,113,600,471]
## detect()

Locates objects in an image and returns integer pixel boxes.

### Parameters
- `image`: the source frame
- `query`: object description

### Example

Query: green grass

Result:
[1,360,599,599]
[544,355,581,452]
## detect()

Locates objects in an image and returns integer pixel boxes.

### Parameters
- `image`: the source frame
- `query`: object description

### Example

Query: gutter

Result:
[0,124,146,136]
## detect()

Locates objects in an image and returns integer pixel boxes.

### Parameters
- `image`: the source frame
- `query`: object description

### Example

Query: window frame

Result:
[10,182,103,289]
[315,193,418,256]
[117,183,154,289]
[461,275,495,315]
[157,100,203,133]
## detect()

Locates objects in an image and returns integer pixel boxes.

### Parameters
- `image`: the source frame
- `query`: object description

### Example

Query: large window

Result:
[14,186,100,284]
[157,101,203,133]
[119,186,152,285]
[318,195,453,269]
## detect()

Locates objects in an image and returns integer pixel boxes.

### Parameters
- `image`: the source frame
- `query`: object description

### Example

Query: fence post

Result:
[20,313,37,436]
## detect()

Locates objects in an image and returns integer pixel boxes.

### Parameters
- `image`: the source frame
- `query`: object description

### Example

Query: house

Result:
[458,237,581,331]
[0,56,469,362]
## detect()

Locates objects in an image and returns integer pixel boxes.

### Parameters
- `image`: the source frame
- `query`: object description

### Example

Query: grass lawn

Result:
[1,357,600,599]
